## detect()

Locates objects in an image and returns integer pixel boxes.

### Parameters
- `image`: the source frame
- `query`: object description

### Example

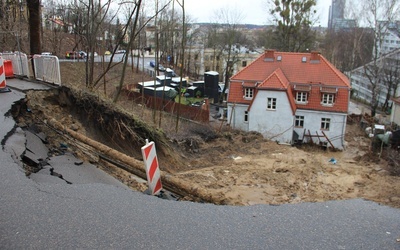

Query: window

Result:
[321,93,335,105]
[244,111,248,122]
[321,118,330,130]
[244,88,253,99]
[296,92,308,103]
[242,61,247,67]
[267,98,277,110]
[295,116,304,127]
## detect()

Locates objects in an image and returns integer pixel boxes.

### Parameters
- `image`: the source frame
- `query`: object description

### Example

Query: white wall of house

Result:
[227,91,348,149]
[294,109,347,150]
[227,103,249,132]
[245,91,293,143]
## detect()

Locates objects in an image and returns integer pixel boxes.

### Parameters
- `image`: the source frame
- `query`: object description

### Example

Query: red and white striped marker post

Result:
[0,57,7,89]
[141,139,163,195]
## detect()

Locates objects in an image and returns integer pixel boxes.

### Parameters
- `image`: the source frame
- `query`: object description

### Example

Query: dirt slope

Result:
[16,62,400,208]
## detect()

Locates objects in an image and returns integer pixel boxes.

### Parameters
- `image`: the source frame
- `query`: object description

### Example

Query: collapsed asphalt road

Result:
[1,78,400,249]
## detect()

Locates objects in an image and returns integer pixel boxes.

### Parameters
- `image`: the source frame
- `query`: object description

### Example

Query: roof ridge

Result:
[260,68,289,89]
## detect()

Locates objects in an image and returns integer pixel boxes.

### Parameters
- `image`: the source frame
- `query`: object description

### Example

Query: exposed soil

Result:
[13,62,400,208]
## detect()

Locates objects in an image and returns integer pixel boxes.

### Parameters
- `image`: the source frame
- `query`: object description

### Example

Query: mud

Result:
[7,83,399,208]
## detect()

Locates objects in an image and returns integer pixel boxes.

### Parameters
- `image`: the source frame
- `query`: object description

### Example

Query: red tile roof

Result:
[228,50,351,113]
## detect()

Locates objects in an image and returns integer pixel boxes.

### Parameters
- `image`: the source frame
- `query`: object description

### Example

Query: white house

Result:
[227,50,351,150]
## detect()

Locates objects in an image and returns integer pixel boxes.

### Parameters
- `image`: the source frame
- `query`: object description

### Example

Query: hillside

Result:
[15,61,400,207]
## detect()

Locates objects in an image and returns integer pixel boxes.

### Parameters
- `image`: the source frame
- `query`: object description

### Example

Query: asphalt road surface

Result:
[1,79,400,249]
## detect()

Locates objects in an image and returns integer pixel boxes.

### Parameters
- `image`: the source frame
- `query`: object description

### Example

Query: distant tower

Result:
[328,0,346,29]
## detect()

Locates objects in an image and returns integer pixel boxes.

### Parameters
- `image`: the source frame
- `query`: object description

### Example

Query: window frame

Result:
[295,115,304,128]
[321,93,335,106]
[295,92,308,104]
[244,111,248,122]
[244,88,254,99]
[267,97,277,110]
[321,118,331,130]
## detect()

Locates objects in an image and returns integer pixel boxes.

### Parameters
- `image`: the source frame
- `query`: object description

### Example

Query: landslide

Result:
[11,61,400,207]
[18,87,187,173]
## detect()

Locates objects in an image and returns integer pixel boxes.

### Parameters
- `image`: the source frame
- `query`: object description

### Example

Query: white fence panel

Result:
[33,54,61,86]
[0,52,30,77]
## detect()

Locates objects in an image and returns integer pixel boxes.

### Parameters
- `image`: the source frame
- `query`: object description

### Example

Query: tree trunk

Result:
[26,0,41,55]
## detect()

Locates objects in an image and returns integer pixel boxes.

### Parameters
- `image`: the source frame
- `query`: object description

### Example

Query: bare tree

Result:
[113,0,143,103]
[27,0,42,55]
[324,27,374,72]
[382,53,400,112]
[210,6,248,102]
[360,0,400,117]
[0,0,29,52]
[175,0,185,133]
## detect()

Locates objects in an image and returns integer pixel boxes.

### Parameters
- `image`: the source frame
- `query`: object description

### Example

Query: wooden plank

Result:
[321,130,335,150]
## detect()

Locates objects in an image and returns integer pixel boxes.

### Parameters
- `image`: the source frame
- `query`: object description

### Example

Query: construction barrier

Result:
[0,57,9,92]
[0,52,30,78]
[4,60,13,78]
[33,54,61,85]
[141,139,163,195]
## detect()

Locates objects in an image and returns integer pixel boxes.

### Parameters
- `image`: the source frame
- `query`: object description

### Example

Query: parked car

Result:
[104,51,111,55]
[79,51,87,58]
[41,52,52,56]
[166,68,177,77]
[158,64,166,72]
[65,51,83,59]
[149,61,165,71]
[115,50,126,54]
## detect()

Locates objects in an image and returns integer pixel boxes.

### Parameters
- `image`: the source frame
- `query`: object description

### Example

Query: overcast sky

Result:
[184,0,332,27]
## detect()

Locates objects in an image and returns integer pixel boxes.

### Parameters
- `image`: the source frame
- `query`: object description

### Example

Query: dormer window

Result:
[321,93,335,106]
[320,86,337,106]
[244,88,254,99]
[293,84,311,104]
[296,92,308,104]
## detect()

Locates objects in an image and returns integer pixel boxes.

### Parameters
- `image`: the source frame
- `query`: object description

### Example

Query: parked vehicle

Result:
[104,51,111,55]
[79,51,87,58]
[65,51,83,59]
[158,64,166,72]
[149,61,165,71]
[41,52,52,56]
[115,50,126,54]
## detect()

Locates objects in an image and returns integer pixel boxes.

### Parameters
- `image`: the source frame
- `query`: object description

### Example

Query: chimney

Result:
[310,51,320,62]
[264,49,275,61]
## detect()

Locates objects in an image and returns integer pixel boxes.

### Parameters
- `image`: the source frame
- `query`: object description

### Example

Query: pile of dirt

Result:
[12,62,400,208]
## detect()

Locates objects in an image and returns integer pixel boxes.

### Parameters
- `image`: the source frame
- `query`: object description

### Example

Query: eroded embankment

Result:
[9,86,223,203]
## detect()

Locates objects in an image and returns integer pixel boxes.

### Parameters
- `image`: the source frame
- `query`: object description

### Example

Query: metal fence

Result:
[33,54,61,85]
[0,52,30,78]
